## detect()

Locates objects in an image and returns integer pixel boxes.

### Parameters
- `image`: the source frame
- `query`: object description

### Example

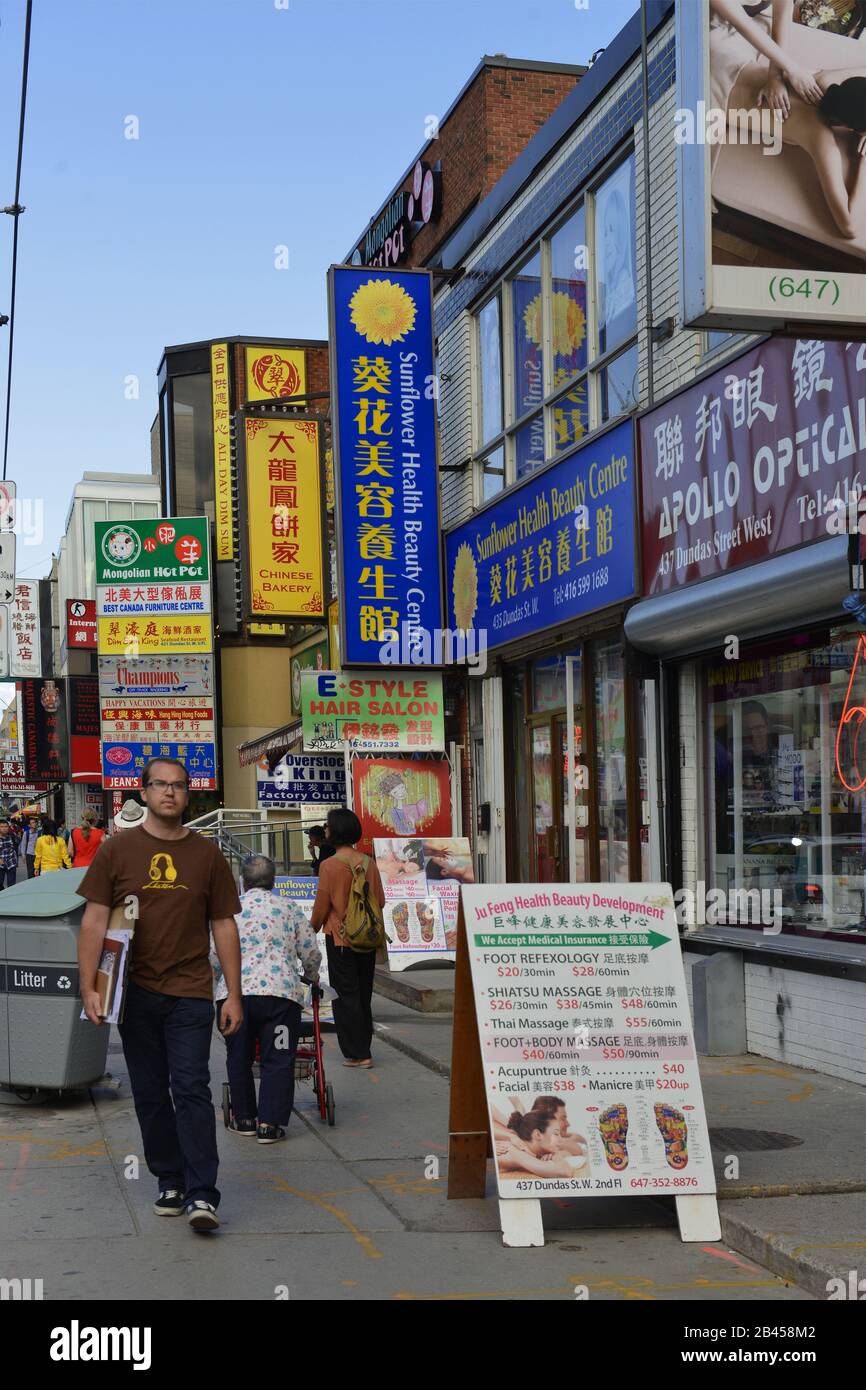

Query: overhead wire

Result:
[2,0,34,482]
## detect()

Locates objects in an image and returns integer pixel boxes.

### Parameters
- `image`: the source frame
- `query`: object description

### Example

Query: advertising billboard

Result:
[300,670,445,752]
[21,679,68,782]
[98,654,214,698]
[94,517,210,586]
[679,0,866,328]
[328,265,444,666]
[211,343,233,561]
[244,417,325,620]
[244,345,306,403]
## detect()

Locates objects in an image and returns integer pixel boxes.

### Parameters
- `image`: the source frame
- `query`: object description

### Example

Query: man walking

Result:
[0,818,18,889]
[77,758,243,1233]
[23,815,40,878]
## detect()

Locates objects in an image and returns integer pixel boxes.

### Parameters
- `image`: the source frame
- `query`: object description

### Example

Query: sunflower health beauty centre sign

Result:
[458,881,718,1245]
[446,418,635,653]
[328,265,444,667]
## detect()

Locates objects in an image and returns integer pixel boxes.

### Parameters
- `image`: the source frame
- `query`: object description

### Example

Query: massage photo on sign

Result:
[707,1,866,264]
[491,1094,591,1182]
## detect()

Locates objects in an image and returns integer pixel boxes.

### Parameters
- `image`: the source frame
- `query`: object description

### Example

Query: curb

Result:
[719,1208,833,1300]
[372,1023,451,1078]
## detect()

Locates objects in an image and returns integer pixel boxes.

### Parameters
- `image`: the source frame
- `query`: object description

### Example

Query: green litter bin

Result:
[0,870,109,1091]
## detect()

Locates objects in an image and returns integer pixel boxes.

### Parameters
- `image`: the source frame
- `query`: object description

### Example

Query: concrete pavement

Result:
[0,1013,815,1302]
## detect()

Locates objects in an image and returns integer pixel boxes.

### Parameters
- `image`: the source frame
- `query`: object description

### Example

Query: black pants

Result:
[25,855,35,879]
[0,866,16,889]
[118,980,219,1206]
[326,937,376,1060]
[217,994,301,1128]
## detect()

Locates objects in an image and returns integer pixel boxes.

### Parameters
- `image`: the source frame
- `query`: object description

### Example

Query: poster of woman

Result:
[351,757,452,854]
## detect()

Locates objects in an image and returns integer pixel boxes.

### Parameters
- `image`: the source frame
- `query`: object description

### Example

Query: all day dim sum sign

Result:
[300,669,444,752]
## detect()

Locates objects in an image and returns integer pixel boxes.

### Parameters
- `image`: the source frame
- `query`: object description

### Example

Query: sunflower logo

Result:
[522,290,586,358]
[349,279,417,345]
[452,542,478,632]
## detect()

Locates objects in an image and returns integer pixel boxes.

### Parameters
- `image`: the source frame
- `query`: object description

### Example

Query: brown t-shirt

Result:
[78,826,242,998]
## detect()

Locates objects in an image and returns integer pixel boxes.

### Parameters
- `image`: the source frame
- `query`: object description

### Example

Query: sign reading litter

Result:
[461,882,716,1199]
[300,670,444,751]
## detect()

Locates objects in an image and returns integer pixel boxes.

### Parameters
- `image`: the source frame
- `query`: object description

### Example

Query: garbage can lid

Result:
[0,869,88,917]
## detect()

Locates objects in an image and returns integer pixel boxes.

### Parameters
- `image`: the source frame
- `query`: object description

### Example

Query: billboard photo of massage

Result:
[681,1,866,323]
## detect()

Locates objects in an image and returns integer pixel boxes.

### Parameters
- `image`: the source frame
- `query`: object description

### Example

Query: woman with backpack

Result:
[70,809,105,868]
[310,807,386,1068]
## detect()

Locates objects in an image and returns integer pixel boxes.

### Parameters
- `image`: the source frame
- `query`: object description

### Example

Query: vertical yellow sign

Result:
[211,343,233,560]
[246,417,324,619]
[245,345,306,402]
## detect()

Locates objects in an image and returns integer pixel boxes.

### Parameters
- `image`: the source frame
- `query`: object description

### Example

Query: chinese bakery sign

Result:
[640,337,866,595]
[328,266,443,666]
[244,418,324,620]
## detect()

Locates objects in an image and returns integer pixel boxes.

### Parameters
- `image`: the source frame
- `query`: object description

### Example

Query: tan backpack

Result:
[342,855,387,953]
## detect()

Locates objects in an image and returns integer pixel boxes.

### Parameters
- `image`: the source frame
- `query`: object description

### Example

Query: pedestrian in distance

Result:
[307,823,335,876]
[310,807,386,1069]
[216,853,321,1144]
[69,809,105,868]
[23,815,40,878]
[77,757,243,1234]
[34,819,72,873]
[0,817,18,889]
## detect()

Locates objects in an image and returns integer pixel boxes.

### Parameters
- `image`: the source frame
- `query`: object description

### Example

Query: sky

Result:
[0,0,639,591]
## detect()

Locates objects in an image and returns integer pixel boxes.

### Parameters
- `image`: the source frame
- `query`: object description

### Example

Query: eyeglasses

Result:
[146,779,188,793]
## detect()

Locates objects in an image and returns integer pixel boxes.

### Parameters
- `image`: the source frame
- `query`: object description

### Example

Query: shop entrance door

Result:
[529,712,589,883]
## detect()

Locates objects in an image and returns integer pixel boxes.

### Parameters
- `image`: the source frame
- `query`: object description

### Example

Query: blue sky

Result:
[0,0,638,588]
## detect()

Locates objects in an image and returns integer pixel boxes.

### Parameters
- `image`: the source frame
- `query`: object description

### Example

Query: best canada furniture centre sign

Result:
[462,882,715,1199]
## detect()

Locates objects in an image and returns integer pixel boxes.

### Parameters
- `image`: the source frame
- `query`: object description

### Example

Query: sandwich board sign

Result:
[448,882,720,1248]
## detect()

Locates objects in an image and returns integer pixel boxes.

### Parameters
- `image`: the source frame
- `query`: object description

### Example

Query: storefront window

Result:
[706,632,866,941]
[594,154,637,358]
[511,250,544,422]
[172,373,216,520]
[478,294,503,446]
[594,638,629,882]
[549,207,588,387]
[514,413,545,479]
[480,444,505,502]
[600,341,638,423]
[509,666,532,883]
[550,380,589,455]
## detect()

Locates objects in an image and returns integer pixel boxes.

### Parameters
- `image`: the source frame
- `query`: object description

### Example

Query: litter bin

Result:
[0,869,109,1092]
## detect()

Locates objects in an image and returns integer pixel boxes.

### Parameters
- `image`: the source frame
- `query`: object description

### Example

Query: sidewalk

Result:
[373,996,866,1299]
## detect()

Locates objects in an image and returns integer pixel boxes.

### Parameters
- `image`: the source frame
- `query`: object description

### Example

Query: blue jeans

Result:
[218,995,301,1128]
[119,980,219,1206]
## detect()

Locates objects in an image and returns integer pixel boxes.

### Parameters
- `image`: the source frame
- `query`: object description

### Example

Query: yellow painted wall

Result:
[220,645,291,809]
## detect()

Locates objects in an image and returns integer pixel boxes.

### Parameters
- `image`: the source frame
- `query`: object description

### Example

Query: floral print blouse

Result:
[213,887,322,1004]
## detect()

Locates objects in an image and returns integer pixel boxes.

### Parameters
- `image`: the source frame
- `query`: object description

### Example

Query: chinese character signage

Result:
[244,418,324,619]
[0,758,48,794]
[98,655,214,698]
[97,581,211,617]
[462,881,716,1200]
[211,343,233,561]
[101,740,217,790]
[94,517,210,586]
[445,418,635,655]
[21,679,68,782]
[66,599,97,649]
[678,1,866,329]
[68,677,101,783]
[97,615,212,656]
[245,345,306,403]
[9,581,41,677]
[300,670,445,752]
[328,265,443,665]
[639,336,866,596]
[256,753,346,808]
[100,696,214,741]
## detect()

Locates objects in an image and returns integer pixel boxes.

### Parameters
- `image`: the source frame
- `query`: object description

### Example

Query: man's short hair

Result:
[242,854,276,891]
[308,825,326,843]
[141,757,189,788]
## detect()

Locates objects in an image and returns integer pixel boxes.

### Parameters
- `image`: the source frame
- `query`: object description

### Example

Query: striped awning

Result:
[237,720,302,768]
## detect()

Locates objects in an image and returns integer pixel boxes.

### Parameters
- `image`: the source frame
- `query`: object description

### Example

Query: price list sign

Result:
[462,883,716,1200]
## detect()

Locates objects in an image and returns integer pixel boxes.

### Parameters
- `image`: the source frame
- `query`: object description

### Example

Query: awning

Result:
[624,536,850,657]
[237,720,302,768]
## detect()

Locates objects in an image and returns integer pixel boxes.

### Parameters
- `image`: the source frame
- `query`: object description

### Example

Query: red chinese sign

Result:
[66,598,98,649]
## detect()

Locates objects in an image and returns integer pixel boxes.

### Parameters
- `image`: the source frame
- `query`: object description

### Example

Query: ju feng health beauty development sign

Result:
[461,883,716,1200]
